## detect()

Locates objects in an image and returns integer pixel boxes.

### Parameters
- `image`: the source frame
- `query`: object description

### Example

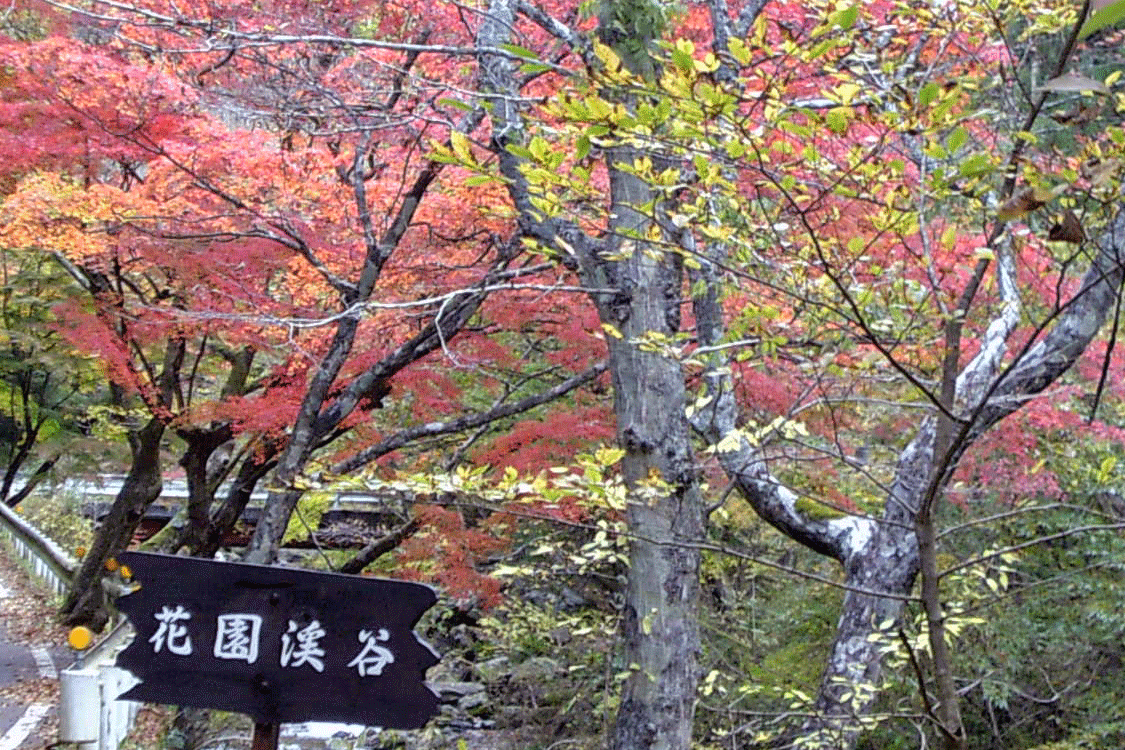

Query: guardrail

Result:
[64,473,398,508]
[0,499,76,597]
[0,500,138,750]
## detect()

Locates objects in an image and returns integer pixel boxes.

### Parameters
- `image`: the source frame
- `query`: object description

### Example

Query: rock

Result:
[474,656,510,682]
[458,690,490,713]
[510,656,560,683]
[449,624,479,650]
[436,681,486,702]
[549,626,572,645]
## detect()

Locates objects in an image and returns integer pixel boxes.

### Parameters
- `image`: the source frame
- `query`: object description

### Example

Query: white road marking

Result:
[30,647,56,680]
[0,703,50,750]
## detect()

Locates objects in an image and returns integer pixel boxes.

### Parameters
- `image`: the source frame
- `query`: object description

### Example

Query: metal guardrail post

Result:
[59,667,100,748]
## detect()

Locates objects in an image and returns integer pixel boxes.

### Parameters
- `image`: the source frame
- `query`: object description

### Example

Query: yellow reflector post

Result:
[68,626,94,651]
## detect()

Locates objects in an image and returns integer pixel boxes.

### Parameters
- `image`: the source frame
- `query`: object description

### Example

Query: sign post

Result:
[251,722,279,750]
[113,551,440,740]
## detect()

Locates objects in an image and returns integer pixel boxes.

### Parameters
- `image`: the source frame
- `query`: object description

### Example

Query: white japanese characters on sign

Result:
[347,628,395,676]
[214,614,263,663]
[281,619,327,673]
[147,605,399,677]
[149,605,193,656]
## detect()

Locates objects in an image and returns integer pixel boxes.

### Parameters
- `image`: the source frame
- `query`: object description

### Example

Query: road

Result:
[0,560,65,750]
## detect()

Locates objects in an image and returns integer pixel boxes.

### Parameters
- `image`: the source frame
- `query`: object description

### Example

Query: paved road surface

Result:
[0,567,63,750]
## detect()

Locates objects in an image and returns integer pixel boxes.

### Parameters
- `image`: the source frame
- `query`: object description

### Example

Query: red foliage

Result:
[472,404,614,472]
[396,505,505,608]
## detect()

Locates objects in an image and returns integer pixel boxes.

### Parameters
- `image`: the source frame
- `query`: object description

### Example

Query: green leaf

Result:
[437,97,473,112]
[958,153,995,178]
[528,135,549,161]
[825,108,848,134]
[587,96,613,120]
[499,42,540,60]
[728,37,750,65]
[807,37,837,59]
[672,48,694,74]
[831,5,859,29]
[917,82,940,107]
[1079,0,1125,39]
[575,135,591,161]
[940,224,957,249]
[931,90,958,122]
[947,126,968,153]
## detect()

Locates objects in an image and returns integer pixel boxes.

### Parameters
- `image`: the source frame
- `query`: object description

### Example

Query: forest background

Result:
[2,0,1125,747]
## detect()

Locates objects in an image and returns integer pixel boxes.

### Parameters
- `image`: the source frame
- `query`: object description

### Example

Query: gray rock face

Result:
[510,656,560,683]
[474,656,510,683]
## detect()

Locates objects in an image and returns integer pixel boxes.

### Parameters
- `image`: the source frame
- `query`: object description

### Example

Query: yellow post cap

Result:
[68,626,94,651]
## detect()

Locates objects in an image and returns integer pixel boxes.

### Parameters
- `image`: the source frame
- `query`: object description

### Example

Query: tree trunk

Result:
[61,415,164,629]
[338,517,421,574]
[192,441,278,558]
[585,150,703,750]
[172,425,233,553]
[803,527,918,747]
[0,381,49,505]
[476,2,704,741]
[917,506,966,749]
[796,419,932,743]
[245,486,305,563]
[609,346,704,750]
[0,427,35,503]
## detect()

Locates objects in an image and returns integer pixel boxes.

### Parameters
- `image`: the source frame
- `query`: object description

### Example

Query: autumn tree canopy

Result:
[3,0,1125,747]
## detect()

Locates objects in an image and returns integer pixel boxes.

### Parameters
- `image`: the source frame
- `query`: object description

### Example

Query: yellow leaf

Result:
[973,247,995,261]
[835,82,862,105]
[450,130,474,164]
[595,446,625,465]
[593,42,622,73]
[601,323,623,339]
[716,430,744,453]
[940,225,957,249]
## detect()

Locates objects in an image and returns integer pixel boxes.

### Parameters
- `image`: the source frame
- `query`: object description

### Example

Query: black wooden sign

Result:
[114,551,440,728]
